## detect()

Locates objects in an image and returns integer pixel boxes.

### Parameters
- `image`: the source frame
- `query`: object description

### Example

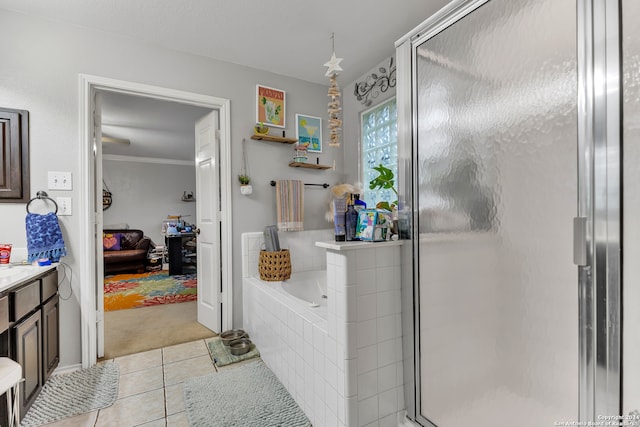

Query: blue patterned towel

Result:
[26,212,67,262]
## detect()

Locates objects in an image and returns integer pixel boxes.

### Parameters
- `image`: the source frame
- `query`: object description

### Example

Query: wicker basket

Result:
[258,249,291,281]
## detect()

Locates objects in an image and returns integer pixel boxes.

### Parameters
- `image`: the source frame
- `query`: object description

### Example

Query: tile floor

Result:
[41,337,246,427]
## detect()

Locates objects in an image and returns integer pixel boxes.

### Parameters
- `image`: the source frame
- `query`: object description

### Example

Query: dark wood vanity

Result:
[0,266,59,422]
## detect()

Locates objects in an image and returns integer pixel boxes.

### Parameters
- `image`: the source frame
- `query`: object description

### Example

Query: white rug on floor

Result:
[184,360,311,427]
[20,362,119,426]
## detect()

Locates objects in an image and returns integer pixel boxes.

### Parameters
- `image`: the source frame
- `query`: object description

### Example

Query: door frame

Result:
[396,0,621,424]
[78,74,233,368]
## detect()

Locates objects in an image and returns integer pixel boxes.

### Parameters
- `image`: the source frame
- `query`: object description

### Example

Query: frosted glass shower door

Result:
[414,0,578,425]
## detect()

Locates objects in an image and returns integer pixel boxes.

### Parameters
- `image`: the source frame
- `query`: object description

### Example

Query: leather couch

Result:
[103,229,152,275]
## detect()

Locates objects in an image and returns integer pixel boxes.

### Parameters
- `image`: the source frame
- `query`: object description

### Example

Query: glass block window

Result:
[361,97,398,208]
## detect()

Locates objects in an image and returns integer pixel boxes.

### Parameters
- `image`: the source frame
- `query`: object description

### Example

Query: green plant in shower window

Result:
[369,164,398,211]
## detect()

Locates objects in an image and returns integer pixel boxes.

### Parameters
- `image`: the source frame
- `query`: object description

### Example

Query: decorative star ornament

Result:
[324,52,343,77]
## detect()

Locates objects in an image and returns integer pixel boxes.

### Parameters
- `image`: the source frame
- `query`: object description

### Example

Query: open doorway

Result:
[99,91,214,358]
[79,75,233,368]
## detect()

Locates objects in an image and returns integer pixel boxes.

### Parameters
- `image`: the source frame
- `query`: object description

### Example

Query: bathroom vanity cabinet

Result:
[0,267,59,422]
[41,291,60,381]
[13,306,41,415]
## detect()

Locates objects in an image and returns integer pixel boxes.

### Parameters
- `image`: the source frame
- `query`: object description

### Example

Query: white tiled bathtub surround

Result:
[242,231,404,427]
[242,229,332,279]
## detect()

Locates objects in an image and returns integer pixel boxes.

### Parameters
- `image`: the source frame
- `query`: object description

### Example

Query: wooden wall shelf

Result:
[289,162,332,170]
[250,134,298,144]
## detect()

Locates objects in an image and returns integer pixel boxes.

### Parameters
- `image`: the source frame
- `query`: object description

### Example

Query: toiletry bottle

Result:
[345,196,358,241]
[333,198,347,241]
[354,193,366,211]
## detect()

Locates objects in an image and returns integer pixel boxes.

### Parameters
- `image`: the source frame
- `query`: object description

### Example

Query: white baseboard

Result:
[52,363,82,375]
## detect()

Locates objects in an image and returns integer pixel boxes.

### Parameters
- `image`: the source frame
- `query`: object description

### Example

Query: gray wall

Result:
[343,56,397,185]
[0,9,343,368]
[102,159,197,245]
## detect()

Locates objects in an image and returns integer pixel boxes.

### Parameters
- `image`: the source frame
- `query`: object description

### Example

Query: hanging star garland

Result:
[327,73,342,147]
[324,33,343,147]
[324,52,343,77]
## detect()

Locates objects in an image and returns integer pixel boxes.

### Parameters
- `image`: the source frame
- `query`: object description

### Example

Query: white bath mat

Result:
[20,362,119,426]
[184,360,310,426]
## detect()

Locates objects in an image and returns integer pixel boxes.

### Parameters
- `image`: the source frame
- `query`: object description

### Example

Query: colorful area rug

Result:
[104,270,197,311]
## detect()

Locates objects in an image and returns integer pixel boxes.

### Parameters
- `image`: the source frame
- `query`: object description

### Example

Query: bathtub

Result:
[244,270,328,325]
[246,270,329,322]
[282,270,327,308]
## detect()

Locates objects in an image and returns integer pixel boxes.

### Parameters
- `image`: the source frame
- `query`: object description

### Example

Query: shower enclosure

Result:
[397,0,621,425]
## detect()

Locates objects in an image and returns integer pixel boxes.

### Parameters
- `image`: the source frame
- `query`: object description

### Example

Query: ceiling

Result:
[0,0,450,160]
[0,0,449,85]
[100,92,211,161]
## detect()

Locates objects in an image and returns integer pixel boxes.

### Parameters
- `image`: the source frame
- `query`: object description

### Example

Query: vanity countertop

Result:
[0,264,57,293]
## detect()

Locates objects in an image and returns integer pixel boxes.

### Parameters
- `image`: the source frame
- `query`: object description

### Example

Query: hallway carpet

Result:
[103,301,216,359]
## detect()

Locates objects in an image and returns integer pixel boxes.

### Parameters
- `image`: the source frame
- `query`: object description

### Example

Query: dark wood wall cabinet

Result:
[0,108,30,203]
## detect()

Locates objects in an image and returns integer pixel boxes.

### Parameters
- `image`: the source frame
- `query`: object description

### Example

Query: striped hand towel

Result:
[276,180,304,231]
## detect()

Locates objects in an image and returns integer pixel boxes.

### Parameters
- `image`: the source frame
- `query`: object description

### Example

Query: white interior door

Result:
[195,111,222,332]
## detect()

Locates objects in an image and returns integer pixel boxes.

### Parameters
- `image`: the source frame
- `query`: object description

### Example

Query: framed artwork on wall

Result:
[256,85,286,128]
[295,114,322,153]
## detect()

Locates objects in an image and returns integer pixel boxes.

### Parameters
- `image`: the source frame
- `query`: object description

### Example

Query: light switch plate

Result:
[56,197,72,216]
[48,171,72,190]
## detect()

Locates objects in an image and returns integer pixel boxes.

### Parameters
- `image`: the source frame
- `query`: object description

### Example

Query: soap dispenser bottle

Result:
[345,195,359,241]
[354,193,366,211]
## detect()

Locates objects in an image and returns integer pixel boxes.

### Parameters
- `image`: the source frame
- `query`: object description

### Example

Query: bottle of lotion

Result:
[333,198,347,241]
[345,195,359,241]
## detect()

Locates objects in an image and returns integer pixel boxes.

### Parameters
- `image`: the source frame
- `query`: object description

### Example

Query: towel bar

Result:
[270,181,329,188]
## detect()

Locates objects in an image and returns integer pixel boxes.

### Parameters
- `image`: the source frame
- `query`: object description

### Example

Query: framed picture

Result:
[295,114,322,153]
[256,85,286,128]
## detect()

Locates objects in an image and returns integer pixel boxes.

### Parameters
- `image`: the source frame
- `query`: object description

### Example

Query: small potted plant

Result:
[254,122,269,135]
[238,174,252,195]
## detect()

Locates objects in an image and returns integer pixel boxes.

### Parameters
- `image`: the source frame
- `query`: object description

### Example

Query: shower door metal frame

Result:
[576,0,621,419]
[395,0,622,424]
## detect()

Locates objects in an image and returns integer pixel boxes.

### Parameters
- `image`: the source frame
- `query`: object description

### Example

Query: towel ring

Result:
[26,191,58,215]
